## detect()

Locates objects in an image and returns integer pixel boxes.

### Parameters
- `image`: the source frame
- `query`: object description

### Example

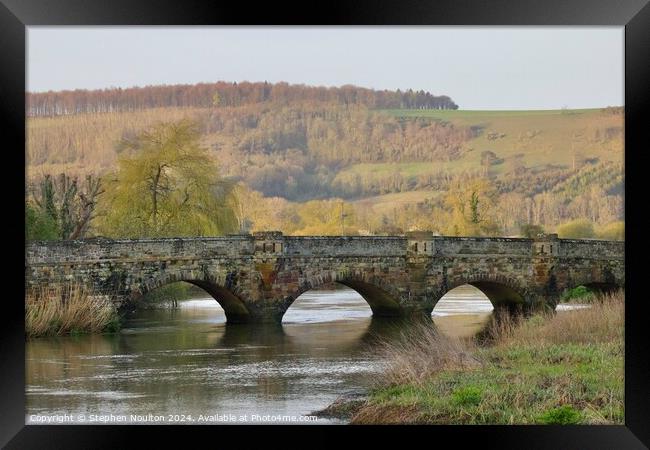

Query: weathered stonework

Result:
[25,231,624,323]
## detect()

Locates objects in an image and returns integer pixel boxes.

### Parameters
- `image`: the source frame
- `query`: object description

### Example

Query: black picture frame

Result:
[3,0,649,447]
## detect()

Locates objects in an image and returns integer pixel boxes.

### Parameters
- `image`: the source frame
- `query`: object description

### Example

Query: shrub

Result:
[596,221,624,241]
[538,405,582,424]
[561,285,595,302]
[556,219,595,239]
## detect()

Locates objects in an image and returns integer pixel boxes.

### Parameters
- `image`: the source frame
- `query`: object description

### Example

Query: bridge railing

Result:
[25,234,624,265]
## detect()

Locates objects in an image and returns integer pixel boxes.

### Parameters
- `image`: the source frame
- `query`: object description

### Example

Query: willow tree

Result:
[96,120,238,238]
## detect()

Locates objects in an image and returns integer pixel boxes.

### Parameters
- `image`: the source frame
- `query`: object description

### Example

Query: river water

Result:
[25,286,582,425]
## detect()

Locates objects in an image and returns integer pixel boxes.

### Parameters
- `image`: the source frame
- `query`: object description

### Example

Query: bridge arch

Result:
[281,270,403,319]
[557,263,624,301]
[131,273,250,323]
[435,274,528,313]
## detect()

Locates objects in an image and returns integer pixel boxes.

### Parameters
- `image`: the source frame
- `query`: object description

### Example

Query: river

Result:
[25,285,583,425]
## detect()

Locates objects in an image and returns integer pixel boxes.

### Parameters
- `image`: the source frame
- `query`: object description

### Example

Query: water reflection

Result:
[432,285,494,339]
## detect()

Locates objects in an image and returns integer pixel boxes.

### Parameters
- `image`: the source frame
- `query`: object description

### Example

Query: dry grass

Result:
[25,283,118,337]
[373,322,481,387]
[492,290,624,346]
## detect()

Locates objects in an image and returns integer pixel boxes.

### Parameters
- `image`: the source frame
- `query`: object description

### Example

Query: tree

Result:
[25,202,58,240]
[27,173,103,240]
[444,178,498,236]
[96,120,238,237]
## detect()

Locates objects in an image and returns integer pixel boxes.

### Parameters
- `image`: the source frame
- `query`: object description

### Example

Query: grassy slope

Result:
[27,108,624,223]
[341,108,623,177]
[331,108,623,215]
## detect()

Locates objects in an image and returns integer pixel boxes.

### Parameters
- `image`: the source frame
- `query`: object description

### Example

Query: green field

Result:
[335,107,622,195]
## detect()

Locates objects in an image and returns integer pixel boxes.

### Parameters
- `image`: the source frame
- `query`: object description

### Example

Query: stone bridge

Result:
[25,231,624,323]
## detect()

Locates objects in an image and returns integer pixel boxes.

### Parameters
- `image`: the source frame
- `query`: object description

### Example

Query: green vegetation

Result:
[597,221,624,240]
[95,120,238,238]
[25,203,58,240]
[557,218,596,239]
[25,173,103,240]
[538,405,582,425]
[26,283,120,337]
[561,285,596,302]
[451,386,483,406]
[343,291,624,424]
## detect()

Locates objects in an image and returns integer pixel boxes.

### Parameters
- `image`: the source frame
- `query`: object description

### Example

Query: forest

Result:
[27,81,458,117]
[25,81,624,241]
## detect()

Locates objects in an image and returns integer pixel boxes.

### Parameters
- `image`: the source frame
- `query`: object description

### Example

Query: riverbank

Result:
[318,291,624,424]
[25,283,120,337]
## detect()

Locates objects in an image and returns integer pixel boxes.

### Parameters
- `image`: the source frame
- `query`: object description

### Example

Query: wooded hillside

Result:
[25,82,624,239]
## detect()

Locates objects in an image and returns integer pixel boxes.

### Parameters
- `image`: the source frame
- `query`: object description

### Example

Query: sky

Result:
[27,27,624,110]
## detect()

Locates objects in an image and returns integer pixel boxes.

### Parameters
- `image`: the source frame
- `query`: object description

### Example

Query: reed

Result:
[25,283,119,337]
[372,322,480,388]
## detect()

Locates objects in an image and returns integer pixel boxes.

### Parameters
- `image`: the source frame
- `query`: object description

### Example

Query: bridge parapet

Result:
[560,239,625,259]
[282,235,407,256]
[25,235,255,264]
[432,236,534,257]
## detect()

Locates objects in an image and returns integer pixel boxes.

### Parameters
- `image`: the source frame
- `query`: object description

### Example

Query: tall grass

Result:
[491,290,624,346]
[373,323,480,387]
[26,283,119,337]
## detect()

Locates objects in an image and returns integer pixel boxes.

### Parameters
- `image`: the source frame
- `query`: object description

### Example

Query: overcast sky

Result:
[27,27,623,110]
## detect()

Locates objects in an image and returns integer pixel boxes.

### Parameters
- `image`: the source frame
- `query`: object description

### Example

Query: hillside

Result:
[25,84,624,238]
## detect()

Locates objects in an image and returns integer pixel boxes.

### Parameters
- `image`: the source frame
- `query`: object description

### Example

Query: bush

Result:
[561,285,594,302]
[556,219,595,239]
[596,221,624,240]
[538,405,582,424]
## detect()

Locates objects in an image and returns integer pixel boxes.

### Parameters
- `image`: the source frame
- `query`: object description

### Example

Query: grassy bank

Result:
[26,283,120,337]
[343,291,624,424]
